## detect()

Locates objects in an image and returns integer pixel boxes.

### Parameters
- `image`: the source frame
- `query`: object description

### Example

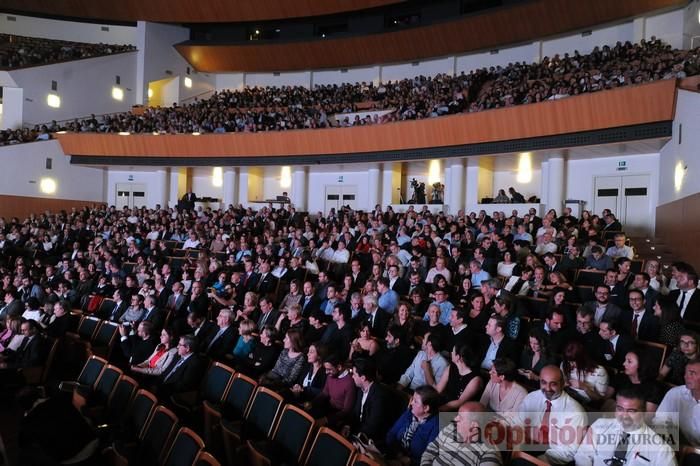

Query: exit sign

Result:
[616,161,627,171]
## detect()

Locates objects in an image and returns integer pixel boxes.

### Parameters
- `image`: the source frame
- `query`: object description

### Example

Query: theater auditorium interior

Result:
[1,0,700,465]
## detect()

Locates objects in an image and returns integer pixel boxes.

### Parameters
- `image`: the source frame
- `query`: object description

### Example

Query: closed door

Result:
[594,175,650,235]
[324,185,357,214]
[115,183,147,209]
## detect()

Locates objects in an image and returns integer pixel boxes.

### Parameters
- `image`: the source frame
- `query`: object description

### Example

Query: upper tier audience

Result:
[49,38,698,135]
[0,33,136,69]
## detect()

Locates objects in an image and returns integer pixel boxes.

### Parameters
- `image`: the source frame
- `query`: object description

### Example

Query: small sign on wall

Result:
[128,175,134,181]
[616,161,627,171]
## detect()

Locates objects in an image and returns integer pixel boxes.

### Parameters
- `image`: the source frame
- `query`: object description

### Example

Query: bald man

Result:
[515,365,587,465]
[420,402,502,466]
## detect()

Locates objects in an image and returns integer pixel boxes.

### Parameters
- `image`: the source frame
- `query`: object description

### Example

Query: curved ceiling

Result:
[176,0,687,72]
[1,0,406,23]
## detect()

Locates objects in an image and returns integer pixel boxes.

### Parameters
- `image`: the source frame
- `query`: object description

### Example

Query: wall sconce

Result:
[212,167,223,187]
[516,152,532,183]
[47,93,61,108]
[280,166,292,188]
[184,77,193,88]
[674,161,687,192]
[40,178,57,194]
[112,86,124,101]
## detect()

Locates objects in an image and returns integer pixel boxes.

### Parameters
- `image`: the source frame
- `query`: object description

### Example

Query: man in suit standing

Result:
[104,289,129,322]
[158,334,205,398]
[387,264,409,297]
[256,261,278,297]
[181,191,197,211]
[166,282,188,317]
[631,272,659,313]
[669,270,700,321]
[620,289,660,342]
[300,281,321,318]
[347,358,391,443]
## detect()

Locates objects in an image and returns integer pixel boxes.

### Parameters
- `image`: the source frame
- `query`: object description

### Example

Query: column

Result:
[291,167,307,210]
[539,159,549,209]
[155,169,168,208]
[168,168,182,207]
[547,155,565,214]
[222,168,236,207]
[381,162,395,207]
[448,158,465,214]
[238,167,249,206]
[465,157,480,209]
[367,165,380,210]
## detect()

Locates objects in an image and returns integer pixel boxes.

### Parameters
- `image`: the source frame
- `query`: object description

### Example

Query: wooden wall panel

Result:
[56,79,678,158]
[656,194,700,270]
[2,0,404,23]
[0,195,105,221]
[174,0,686,71]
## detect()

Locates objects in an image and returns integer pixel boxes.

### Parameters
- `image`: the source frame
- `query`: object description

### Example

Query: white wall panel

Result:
[0,13,137,45]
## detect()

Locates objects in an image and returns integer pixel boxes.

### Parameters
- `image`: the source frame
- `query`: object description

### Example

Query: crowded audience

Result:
[0,33,136,69]
[1,198,699,465]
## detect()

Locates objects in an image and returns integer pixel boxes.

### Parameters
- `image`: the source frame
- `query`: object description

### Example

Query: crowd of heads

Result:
[0,33,136,69]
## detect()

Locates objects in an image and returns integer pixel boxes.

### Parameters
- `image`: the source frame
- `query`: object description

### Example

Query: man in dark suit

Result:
[669,270,700,321]
[0,320,46,380]
[363,295,390,339]
[202,309,238,361]
[186,281,209,317]
[186,312,217,352]
[350,259,368,291]
[0,288,24,323]
[255,261,278,297]
[256,296,279,330]
[119,321,158,365]
[141,295,165,332]
[158,334,205,398]
[300,281,321,318]
[387,264,409,296]
[348,358,391,443]
[180,191,197,211]
[534,308,573,355]
[577,284,623,327]
[620,289,660,342]
[287,257,306,284]
[595,319,634,370]
[631,272,659,314]
[479,314,520,369]
[165,282,188,316]
[241,260,260,293]
[320,303,354,361]
[47,300,72,338]
[103,289,129,322]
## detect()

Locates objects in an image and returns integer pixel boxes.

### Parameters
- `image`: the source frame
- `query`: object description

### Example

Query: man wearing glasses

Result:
[575,387,676,465]
[620,289,660,342]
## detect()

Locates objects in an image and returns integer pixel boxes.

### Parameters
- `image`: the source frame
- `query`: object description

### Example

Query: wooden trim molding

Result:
[0,195,105,220]
[656,193,700,270]
[56,79,678,159]
[174,0,686,72]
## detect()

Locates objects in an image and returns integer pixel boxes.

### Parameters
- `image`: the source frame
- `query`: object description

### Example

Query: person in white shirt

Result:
[606,234,635,260]
[575,387,677,466]
[516,365,587,464]
[534,233,558,255]
[399,332,448,391]
[182,232,200,249]
[425,257,452,285]
[654,358,700,447]
[330,240,350,264]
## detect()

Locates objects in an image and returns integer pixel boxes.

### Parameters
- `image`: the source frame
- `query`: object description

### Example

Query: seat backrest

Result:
[98,298,115,317]
[305,427,355,466]
[222,372,257,420]
[78,316,101,340]
[139,405,179,464]
[202,362,235,404]
[94,364,123,403]
[163,427,205,466]
[194,451,221,466]
[127,389,158,439]
[40,337,60,383]
[575,269,606,287]
[638,339,668,374]
[77,355,107,386]
[107,375,138,424]
[244,387,284,439]
[272,404,316,464]
[94,321,119,346]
